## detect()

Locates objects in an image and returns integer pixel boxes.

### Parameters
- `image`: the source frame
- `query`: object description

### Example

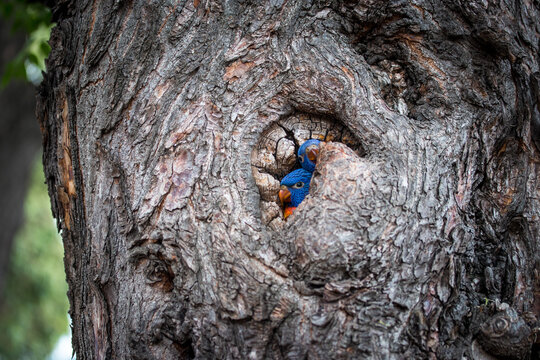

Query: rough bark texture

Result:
[0,20,41,297]
[38,0,539,359]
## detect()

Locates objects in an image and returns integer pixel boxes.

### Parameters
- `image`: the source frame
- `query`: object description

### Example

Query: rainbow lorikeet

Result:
[278,168,313,219]
[298,139,322,173]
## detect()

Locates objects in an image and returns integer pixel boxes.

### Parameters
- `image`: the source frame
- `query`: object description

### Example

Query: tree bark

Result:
[38,0,539,359]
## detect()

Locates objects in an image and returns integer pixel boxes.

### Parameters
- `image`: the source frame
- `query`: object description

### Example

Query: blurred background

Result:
[0,1,71,359]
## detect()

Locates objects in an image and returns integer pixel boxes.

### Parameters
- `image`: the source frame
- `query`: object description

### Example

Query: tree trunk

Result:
[38,1,539,359]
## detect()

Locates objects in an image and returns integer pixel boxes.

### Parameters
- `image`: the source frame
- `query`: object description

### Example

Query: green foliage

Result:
[0,0,53,86]
[0,158,69,360]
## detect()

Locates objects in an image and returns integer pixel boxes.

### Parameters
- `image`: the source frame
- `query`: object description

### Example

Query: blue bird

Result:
[298,139,322,173]
[279,168,313,219]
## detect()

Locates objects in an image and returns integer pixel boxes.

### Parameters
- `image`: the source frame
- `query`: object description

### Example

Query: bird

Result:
[298,139,322,173]
[279,168,313,219]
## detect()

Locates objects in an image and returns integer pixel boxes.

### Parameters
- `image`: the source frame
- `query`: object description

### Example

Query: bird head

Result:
[298,139,322,173]
[278,168,313,217]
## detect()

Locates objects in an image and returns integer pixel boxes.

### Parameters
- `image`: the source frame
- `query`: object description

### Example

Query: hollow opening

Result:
[251,113,365,227]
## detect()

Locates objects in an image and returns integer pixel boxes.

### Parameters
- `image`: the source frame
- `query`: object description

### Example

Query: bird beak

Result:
[283,206,296,220]
[306,146,319,162]
[279,186,291,205]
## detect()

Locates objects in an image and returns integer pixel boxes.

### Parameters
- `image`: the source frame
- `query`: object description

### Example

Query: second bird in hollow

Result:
[298,139,322,173]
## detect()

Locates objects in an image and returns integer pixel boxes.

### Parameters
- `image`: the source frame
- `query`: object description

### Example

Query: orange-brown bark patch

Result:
[57,95,77,230]
[224,60,255,82]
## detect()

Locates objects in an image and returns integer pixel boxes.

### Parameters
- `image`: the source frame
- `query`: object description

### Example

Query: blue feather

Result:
[280,168,313,207]
[298,139,321,173]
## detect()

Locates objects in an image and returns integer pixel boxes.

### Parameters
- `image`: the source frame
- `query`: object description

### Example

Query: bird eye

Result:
[292,181,304,189]
[299,154,304,163]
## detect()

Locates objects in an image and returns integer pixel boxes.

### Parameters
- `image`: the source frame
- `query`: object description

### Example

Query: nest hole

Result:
[251,113,365,226]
